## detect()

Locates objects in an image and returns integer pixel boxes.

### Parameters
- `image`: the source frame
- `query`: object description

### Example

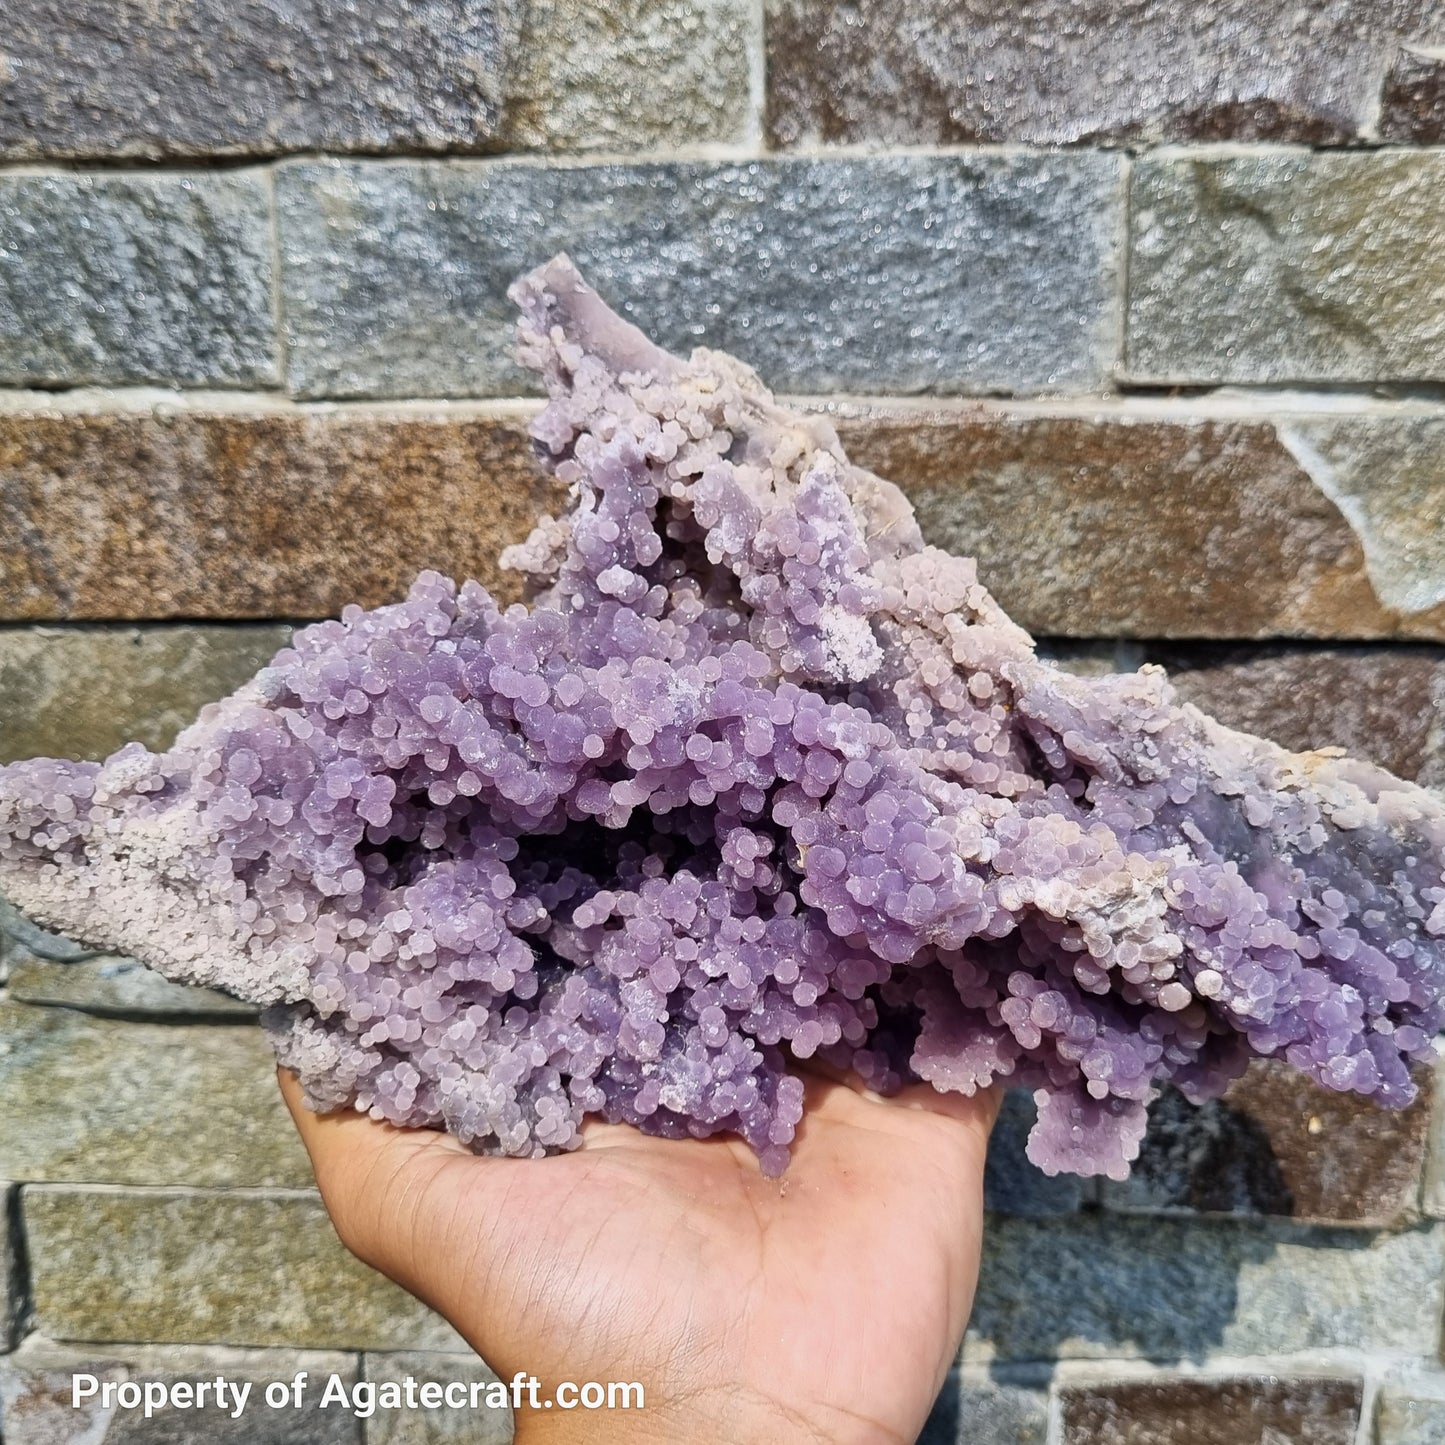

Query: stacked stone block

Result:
[2,2,1445,1442]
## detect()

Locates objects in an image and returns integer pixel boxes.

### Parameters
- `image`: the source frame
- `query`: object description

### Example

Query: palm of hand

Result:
[281,1070,998,1445]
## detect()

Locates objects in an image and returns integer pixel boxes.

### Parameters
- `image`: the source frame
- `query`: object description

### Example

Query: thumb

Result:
[277,1068,475,1295]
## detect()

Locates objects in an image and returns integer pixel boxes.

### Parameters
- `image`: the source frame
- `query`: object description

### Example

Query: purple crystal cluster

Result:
[3,257,1444,1178]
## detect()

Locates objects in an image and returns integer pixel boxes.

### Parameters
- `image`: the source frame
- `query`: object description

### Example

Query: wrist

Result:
[510,1387,862,1445]
[511,1410,684,1445]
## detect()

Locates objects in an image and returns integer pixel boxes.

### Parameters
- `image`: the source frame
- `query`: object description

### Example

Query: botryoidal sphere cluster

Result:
[3,257,1443,1179]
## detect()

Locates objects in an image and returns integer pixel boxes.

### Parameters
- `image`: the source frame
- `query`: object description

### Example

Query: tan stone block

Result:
[0,400,564,621]
[1129,154,1445,384]
[831,407,1445,641]
[0,626,291,765]
[24,1186,465,1352]
[0,1002,309,1189]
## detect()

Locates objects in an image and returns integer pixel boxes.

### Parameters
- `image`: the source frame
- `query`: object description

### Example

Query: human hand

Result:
[280,1068,999,1445]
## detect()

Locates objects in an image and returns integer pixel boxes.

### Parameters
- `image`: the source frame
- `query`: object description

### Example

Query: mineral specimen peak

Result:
[3,255,1443,1178]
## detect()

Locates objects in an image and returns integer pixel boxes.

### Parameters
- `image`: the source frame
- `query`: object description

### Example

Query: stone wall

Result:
[2,3,1445,1442]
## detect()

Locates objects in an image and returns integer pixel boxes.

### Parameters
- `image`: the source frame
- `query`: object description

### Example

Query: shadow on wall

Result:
[971,1074,1445,1368]
[968,1208,1285,1367]
[1112,1090,1293,1217]
[918,1365,1054,1445]
[905,1088,1291,1368]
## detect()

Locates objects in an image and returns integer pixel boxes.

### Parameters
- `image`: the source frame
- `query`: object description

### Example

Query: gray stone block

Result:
[1142,643,1445,791]
[1423,1052,1445,1220]
[1273,417,1445,620]
[7,951,257,1021]
[277,155,1123,399]
[0,172,277,387]
[917,1366,1049,1445]
[0,1,754,161]
[23,1186,466,1352]
[0,1336,362,1444]
[984,1090,1088,1218]
[1127,153,1445,385]
[361,1353,512,1445]
[0,1001,310,1189]
[1380,1378,1445,1445]
[965,1213,1444,1362]
[0,897,95,962]
[766,0,1445,147]
[1036,641,1122,679]
[0,625,292,767]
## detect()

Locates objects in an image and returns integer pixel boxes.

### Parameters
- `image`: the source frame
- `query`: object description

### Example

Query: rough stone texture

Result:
[0,1002,311,1189]
[830,406,1445,641]
[1381,46,1445,142]
[0,0,508,160]
[23,1186,466,1351]
[0,1338,361,1445]
[765,0,1445,147]
[1379,1378,1445,1445]
[1101,1060,1433,1227]
[0,625,293,765]
[984,1091,1090,1219]
[6,949,258,1020]
[0,1,754,162]
[1127,154,1445,385]
[0,1337,127,1443]
[500,0,756,153]
[1145,644,1445,789]
[965,1214,1444,1362]
[277,156,1123,399]
[361,1353,512,1445]
[0,898,94,961]
[0,400,565,621]
[0,173,277,388]
[1057,1373,1362,1445]
[1275,418,1445,618]
[10,401,1445,639]
[917,1366,1049,1445]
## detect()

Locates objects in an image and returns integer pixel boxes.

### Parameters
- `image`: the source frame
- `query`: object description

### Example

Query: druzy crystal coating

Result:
[3,257,1444,1178]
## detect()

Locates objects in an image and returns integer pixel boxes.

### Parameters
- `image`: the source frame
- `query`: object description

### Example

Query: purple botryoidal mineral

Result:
[3,257,1444,1178]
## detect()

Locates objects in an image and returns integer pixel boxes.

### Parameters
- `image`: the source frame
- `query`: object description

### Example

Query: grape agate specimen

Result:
[2,257,1444,1178]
